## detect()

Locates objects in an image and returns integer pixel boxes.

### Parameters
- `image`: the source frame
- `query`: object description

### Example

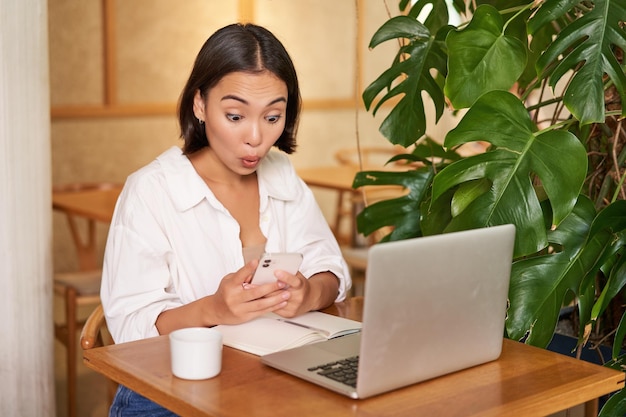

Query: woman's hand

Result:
[209,260,291,325]
[155,260,291,334]
[271,271,340,318]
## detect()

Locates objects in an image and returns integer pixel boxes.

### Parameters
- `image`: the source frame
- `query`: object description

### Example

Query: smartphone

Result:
[251,252,303,285]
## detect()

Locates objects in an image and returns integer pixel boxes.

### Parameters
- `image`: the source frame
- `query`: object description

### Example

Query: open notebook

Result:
[261,225,516,399]
[215,312,361,356]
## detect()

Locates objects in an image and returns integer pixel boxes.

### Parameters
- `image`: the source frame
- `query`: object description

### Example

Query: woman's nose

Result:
[245,122,262,146]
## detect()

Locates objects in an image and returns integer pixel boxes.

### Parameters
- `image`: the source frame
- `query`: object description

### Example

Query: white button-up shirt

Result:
[101,146,351,343]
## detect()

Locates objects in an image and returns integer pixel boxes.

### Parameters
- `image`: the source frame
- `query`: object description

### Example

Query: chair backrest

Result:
[52,182,122,271]
[52,182,121,194]
[80,303,111,350]
[80,303,118,403]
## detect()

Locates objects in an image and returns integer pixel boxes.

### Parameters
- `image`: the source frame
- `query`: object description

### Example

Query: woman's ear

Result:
[193,89,205,122]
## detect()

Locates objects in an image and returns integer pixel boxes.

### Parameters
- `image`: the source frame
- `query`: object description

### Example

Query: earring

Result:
[198,118,204,124]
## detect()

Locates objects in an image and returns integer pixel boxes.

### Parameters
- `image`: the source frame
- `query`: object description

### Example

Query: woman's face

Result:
[193,71,288,176]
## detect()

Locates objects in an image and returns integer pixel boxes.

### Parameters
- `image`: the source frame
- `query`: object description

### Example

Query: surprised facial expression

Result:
[194,71,288,175]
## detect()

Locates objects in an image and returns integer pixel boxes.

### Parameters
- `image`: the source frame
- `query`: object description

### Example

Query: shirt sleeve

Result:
[101,175,182,344]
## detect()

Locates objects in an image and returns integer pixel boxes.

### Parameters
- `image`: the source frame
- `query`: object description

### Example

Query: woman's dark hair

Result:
[178,23,301,155]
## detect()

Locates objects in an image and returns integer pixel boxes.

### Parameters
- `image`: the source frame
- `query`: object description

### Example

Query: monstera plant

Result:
[357,0,626,413]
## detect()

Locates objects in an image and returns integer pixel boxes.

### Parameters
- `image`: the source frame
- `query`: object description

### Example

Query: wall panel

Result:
[256,0,357,101]
[48,0,103,105]
[116,0,237,104]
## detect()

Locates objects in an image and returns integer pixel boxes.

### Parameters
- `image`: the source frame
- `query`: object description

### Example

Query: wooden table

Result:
[52,183,122,270]
[52,183,122,223]
[83,297,624,417]
[297,165,364,193]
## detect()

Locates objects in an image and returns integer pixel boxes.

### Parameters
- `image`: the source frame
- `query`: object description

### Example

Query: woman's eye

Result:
[266,115,282,123]
[226,114,242,122]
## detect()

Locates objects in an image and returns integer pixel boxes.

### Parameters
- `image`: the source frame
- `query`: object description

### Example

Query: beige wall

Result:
[49,0,454,271]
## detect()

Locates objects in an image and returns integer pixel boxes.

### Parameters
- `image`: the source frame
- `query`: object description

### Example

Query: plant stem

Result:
[611,119,626,202]
[502,4,532,34]
[612,171,626,202]
[535,110,624,135]
[526,97,563,112]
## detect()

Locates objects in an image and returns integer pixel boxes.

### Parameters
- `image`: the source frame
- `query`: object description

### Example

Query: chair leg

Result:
[65,287,77,417]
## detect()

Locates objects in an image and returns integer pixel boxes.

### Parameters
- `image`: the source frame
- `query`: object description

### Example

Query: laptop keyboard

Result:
[307,356,359,388]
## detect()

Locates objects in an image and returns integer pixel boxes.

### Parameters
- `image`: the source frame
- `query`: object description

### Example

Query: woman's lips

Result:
[242,156,260,169]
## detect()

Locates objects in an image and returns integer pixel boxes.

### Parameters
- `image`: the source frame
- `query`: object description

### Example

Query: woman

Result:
[101,23,351,415]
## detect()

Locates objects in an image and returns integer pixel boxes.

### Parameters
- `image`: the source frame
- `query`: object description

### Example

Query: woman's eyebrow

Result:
[221,95,287,106]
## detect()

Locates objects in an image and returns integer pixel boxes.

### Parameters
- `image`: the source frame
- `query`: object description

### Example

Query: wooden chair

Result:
[80,303,118,404]
[53,270,102,417]
[341,246,368,296]
[340,224,395,296]
[53,182,120,270]
[52,182,118,417]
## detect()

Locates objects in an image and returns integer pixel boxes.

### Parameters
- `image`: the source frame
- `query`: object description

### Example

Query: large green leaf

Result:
[409,136,462,164]
[603,253,626,357]
[506,196,597,347]
[600,388,626,417]
[612,263,626,359]
[420,188,455,236]
[531,0,626,124]
[432,150,548,256]
[353,167,435,241]
[490,1,537,89]
[517,22,554,91]
[507,199,626,348]
[362,16,448,146]
[584,241,626,329]
[432,90,588,257]
[582,201,626,342]
[588,200,626,237]
[405,0,450,34]
[444,4,527,109]
[572,230,621,343]
[601,345,626,416]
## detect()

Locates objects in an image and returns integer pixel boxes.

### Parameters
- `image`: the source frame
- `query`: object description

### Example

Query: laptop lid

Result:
[261,224,516,399]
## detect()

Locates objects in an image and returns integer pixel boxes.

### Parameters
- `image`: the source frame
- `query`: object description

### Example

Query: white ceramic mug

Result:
[169,327,223,380]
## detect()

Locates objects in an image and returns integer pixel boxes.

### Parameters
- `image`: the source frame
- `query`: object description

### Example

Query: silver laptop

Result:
[261,224,516,399]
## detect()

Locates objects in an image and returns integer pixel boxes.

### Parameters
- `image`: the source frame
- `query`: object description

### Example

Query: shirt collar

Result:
[257,150,300,203]
[160,147,299,213]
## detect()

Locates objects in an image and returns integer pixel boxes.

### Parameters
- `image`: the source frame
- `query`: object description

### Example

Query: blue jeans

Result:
[109,385,179,417]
